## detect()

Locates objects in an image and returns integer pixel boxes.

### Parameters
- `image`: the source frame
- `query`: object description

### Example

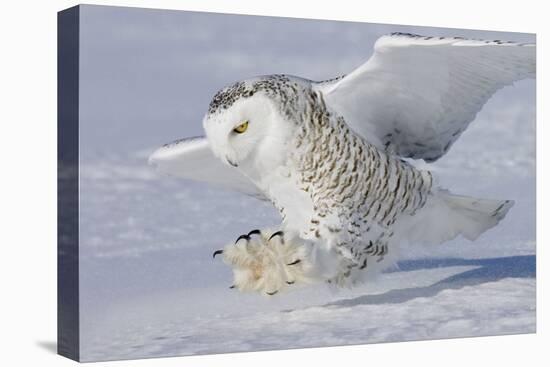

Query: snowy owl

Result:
[149,33,535,296]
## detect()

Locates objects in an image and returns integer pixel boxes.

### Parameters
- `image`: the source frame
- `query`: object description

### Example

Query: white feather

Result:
[148,136,266,200]
[396,190,514,246]
[316,33,535,161]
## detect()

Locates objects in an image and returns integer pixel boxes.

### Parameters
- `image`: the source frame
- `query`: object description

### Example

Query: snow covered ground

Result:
[76,5,535,362]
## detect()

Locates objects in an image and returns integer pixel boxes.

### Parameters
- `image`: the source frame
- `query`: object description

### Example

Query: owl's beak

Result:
[225,155,238,167]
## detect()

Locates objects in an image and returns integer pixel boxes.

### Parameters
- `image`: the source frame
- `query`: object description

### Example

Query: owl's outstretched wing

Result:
[315,32,535,162]
[149,136,267,200]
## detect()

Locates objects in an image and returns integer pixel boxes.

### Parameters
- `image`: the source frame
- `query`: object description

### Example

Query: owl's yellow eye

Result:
[233,120,249,134]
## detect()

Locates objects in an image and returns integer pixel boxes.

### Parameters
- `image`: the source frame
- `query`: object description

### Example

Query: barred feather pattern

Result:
[209,75,434,284]
[289,90,433,283]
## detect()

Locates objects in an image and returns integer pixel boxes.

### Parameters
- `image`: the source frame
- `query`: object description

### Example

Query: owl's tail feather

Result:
[439,191,514,240]
[402,190,514,246]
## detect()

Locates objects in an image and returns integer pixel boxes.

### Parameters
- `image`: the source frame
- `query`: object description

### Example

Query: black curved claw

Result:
[212,249,223,259]
[287,259,301,266]
[266,290,278,296]
[286,281,295,285]
[229,285,236,289]
[235,234,250,244]
[247,229,261,236]
[268,230,284,242]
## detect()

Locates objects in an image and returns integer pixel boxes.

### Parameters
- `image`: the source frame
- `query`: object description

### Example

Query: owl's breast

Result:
[256,163,315,234]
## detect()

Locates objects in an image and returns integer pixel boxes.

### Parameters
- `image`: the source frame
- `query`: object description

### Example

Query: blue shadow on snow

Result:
[323,255,535,308]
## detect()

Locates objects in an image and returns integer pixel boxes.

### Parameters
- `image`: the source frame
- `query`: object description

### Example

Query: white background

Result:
[0,0,547,366]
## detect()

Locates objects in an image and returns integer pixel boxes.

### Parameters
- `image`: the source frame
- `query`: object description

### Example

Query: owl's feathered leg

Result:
[212,229,318,296]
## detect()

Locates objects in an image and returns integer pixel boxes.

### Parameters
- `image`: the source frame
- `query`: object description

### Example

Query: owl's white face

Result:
[203,93,294,178]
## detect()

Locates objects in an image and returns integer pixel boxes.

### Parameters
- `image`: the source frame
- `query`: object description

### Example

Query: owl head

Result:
[203,79,297,175]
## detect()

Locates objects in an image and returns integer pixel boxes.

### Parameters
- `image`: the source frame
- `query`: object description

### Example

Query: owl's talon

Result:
[268,230,284,242]
[235,234,250,244]
[212,249,223,258]
[219,229,312,295]
[247,229,262,237]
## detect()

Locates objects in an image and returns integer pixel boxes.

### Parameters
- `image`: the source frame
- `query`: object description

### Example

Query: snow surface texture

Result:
[76,5,535,362]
